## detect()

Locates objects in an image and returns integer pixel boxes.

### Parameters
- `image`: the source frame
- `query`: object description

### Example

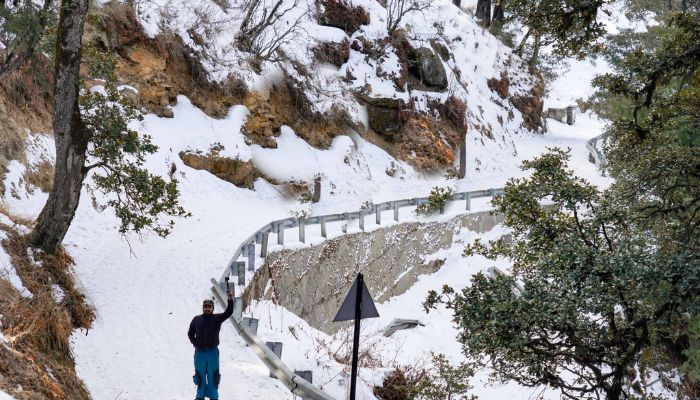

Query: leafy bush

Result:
[374,353,477,400]
[416,187,454,215]
[81,49,189,236]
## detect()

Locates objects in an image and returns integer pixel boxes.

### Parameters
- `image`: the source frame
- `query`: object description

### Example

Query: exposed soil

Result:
[84,1,246,119]
[0,64,53,194]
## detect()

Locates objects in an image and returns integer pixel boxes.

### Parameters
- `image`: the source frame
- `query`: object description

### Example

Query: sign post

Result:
[333,273,379,400]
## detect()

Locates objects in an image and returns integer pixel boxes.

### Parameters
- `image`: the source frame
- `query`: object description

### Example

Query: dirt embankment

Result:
[0,219,95,400]
[0,63,53,194]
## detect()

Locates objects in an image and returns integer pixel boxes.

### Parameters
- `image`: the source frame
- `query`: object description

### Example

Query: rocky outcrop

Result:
[178,152,261,189]
[397,115,460,172]
[408,47,448,90]
[361,95,406,136]
[243,210,506,334]
[84,2,246,118]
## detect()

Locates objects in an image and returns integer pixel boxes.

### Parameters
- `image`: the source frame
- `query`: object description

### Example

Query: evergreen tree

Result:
[0,0,55,80]
[425,150,699,399]
[425,5,700,398]
[504,0,610,67]
[30,0,188,253]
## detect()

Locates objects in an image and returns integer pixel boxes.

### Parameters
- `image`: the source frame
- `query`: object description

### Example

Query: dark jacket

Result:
[188,298,234,350]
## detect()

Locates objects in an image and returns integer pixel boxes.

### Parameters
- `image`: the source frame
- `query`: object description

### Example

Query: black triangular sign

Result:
[333,274,379,322]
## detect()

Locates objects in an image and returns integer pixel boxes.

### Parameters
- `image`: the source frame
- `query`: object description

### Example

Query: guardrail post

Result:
[243,317,259,335]
[466,192,471,210]
[241,244,248,257]
[266,342,284,377]
[234,297,243,321]
[342,214,348,233]
[320,216,327,238]
[359,210,365,231]
[261,232,269,258]
[566,105,575,125]
[235,261,246,284]
[277,223,284,245]
[299,218,306,243]
[375,205,381,225]
[255,232,263,244]
[247,243,255,270]
[393,202,399,221]
[295,370,313,384]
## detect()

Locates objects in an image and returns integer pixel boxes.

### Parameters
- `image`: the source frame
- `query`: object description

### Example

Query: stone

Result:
[358,94,406,136]
[408,47,448,90]
[179,152,261,189]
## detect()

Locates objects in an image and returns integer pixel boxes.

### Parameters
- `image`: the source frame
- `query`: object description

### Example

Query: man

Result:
[188,290,234,400]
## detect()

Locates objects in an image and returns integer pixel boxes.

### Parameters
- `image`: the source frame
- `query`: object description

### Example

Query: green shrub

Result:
[416,187,454,215]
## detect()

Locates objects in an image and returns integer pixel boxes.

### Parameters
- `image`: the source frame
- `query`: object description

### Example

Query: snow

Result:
[0,0,627,399]
[50,89,608,399]
[0,390,18,400]
[0,231,32,298]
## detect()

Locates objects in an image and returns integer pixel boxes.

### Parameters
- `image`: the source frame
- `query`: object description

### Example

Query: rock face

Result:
[243,210,506,334]
[178,152,261,189]
[362,96,405,136]
[85,2,246,118]
[409,48,448,90]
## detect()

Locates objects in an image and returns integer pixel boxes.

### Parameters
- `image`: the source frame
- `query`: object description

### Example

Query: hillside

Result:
[0,0,671,399]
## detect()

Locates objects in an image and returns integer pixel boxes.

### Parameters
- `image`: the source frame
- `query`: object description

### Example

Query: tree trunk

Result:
[0,0,54,81]
[475,0,491,26]
[528,32,541,70]
[458,136,466,179]
[515,28,531,55]
[30,0,90,253]
[493,2,504,21]
[312,175,321,203]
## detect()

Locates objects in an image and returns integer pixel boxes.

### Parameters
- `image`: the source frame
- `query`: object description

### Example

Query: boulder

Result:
[409,48,448,90]
[361,96,405,136]
[179,152,261,189]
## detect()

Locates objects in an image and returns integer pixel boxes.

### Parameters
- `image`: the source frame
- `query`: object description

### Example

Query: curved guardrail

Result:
[586,133,607,175]
[210,187,505,400]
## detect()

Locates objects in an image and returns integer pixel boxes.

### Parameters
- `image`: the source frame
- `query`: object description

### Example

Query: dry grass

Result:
[487,73,510,99]
[24,159,54,193]
[0,223,94,400]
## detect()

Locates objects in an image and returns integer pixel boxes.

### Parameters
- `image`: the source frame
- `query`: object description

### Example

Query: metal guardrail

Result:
[586,133,607,175]
[210,187,505,400]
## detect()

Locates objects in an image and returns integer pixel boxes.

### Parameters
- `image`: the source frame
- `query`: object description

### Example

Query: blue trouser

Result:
[193,348,220,399]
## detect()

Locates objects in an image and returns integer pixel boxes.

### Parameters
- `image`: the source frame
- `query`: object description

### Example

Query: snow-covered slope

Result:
[0,0,632,399]
[2,103,607,400]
